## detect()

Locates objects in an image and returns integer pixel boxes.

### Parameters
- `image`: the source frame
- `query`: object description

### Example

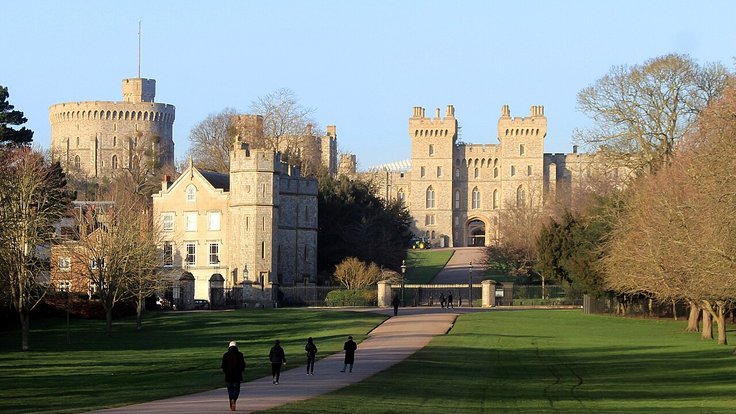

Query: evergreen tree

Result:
[0,86,33,147]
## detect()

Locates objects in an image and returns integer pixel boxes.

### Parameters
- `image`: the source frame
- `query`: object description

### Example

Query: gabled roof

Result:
[198,170,230,192]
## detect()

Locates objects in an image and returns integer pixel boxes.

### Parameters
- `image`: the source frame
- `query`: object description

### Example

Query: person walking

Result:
[269,340,286,384]
[392,294,400,316]
[341,335,357,372]
[305,337,317,375]
[447,291,454,309]
[221,341,245,412]
[439,293,446,308]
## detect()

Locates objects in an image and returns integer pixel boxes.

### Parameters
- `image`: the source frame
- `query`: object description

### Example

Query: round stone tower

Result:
[49,78,175,179]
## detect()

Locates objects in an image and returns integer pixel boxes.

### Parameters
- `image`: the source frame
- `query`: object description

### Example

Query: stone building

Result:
[152,135,318,301]
[49,78,175,179]
[366,104,624,247]
[231,115,338,176]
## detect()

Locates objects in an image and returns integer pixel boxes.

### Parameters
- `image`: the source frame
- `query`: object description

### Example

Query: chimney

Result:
[162,175,171,191]
[572,145,578,154]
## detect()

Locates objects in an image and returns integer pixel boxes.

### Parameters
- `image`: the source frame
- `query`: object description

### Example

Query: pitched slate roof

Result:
[199,170,230,192]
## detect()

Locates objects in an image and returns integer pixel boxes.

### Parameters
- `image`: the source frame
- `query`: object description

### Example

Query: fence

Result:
[278,285,338,307]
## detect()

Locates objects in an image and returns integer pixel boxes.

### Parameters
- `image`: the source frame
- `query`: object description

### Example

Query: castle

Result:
[365,105,618,247]
[152,121,318,301]
[49,78,175,178]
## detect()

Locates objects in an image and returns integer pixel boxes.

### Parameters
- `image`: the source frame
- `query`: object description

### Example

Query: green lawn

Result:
[405,249,454,283]
[0,309,386,414]
[266,310,736,413]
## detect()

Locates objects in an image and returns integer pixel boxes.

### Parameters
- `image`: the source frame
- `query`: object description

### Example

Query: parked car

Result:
[410,237,431,249]
[193,299,210,310]
[155,297,173,310]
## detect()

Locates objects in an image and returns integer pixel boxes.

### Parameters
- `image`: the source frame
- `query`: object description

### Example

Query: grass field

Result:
[265,310,736,414]
[0,309,386,414]
[405,249,454,283]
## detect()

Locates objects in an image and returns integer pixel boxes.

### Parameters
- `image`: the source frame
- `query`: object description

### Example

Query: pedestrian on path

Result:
[440,293,446,308]
[341,335,357,373]
[221,340,245,412]
[269,340,286,384]
[305,337,317,375]
[447,291,454,308]
[392,294,400,316]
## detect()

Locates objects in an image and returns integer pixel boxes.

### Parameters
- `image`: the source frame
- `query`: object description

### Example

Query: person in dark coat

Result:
[221,341,245,412]
[440,293,446,308]
[269,340,286,384]
[392,294,400,316]
[341,335,357,372]
[447,291,454,309]
[305,337,317,375]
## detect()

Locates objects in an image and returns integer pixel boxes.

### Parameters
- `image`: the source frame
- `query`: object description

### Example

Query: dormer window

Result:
[186,185,196,202]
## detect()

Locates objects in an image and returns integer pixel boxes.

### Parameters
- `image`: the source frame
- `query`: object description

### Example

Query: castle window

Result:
[516,186,526,207]
[493,189,499,209]
[431,230,435,239]
[454,216,459,225]
[511,166,516,176]
[185,212,197,232]
[455,168,460,178]
[162,213,174,231]
[454,190,460,209]
[113,136,117,146]
[420,166,425,178]
[185,243,196,266]
[398,189,405,205]
[520,144,525,156]
[163,242,173,267]
[472,187,481,209]
[437,166,442,177]
[57,280,72,292]
[429,144,434,156]
[245,216,250,231]
[261,242,266,259]
[111,155,118,170]
[209,243,220,265]
[426,187,435,209]
[494,167,498,178]
[114,123,117,132]
[208,211,221,231]
[76,137,80,146]
[527,165,532,176]
[425,214,436,225]
[474,168,479,178]
[74,155,80,169]
[186,185,196,202]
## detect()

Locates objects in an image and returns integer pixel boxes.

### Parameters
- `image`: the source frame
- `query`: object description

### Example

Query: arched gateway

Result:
[466,218,488,247]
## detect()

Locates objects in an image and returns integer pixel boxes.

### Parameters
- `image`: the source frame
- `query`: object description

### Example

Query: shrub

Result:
[325,289,377,306]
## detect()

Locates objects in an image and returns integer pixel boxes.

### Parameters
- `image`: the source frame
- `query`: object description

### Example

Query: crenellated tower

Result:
[408,105,457,245]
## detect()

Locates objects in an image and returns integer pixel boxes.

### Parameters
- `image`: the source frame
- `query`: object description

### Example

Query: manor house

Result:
[49,78,175,179]
[152,121,318,301]
[366,104,618,247]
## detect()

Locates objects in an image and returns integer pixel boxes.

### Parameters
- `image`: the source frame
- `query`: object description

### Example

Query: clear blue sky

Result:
[3,0,735,170]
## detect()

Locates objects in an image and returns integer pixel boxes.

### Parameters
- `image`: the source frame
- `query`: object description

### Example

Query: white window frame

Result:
[58,257,71,272]
[209,242,220,265]
[472,188,481,209]
[185,243,196,266]
[186,212,197,232]
[208,211,221,231]
[163,242,173,267]
[58,280,72,292]
[162,213,174,232]
[186,185,196,202]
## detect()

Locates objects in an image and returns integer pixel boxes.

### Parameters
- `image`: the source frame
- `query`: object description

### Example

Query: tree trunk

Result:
[136,297,143,331]
[701,308,713,340]
[686,300,700,332]
[672,300,678,321]
[716,305,727,345]
[105,308,113,338]
[20,310,30,351]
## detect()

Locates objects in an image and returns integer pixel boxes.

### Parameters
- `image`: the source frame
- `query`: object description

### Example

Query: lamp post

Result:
[400,259,407,307]
[468,261,473,308]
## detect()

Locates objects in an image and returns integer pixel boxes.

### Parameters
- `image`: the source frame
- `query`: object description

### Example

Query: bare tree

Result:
[70,196,165,336]
[333,257,384,290]
[186,108,238,174]
[0,148,72,350]
[575,54,730,174]
[248,88,322,168]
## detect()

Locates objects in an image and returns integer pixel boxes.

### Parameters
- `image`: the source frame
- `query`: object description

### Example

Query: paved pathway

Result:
[431,247,486,284]
[90,310,458,414]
